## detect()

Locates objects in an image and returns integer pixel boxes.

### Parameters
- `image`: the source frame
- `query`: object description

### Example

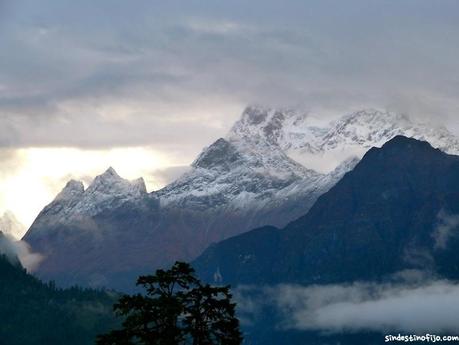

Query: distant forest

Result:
[0,254,118,345]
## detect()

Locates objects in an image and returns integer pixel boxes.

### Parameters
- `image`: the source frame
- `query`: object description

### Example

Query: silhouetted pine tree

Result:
[97,262,242,345]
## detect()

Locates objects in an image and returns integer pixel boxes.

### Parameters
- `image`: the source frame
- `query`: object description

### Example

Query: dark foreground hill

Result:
[0,251,117,345]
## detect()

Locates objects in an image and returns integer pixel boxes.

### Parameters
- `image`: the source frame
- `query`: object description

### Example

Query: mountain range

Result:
[23,107,459,290]
[194,135,459,285]
[193,135,459,345]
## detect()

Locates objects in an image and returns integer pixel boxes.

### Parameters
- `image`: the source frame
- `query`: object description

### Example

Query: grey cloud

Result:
[237,279,459,334]
[402,242,434,269]
[1,0,459,154]
[433,211,459,250]
[0,210,26,239]
[0,233,43,272]
[0,149,25,177]
[149,166,192,188]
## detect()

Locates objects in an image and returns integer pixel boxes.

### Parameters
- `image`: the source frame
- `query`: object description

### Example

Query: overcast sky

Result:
[1,0,459,229]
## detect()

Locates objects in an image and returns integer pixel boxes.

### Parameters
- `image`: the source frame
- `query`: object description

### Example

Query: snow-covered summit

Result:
[317,109,459,153]
[85,167,147,198]
[227,106,459,173]
[157,107,319,204]
[35,167,149,227]
[192,139,242,171]
[55,180,85,201]
[158,116,323,210]
[157,139,322,211]
[158,106,459,210]
[228,105,312,148]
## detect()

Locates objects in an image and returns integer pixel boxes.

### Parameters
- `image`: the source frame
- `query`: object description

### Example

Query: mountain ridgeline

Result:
[194,136,459,285]
[23,107,459,290]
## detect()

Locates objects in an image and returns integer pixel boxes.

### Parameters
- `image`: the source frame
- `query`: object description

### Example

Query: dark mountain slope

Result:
[195,136,459,285]
[0,248,117,345]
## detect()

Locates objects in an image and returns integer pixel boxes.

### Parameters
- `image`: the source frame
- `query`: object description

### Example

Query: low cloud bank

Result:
[0,233,43,271]
[433,210,459,249]
[236,277,459,334]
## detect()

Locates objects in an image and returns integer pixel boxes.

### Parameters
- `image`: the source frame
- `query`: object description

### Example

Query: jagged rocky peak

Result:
[131,177,147,194]
[41,167,149,221]
[227,106,459,174]
[233,107,410,148]
[339,109,410,126]
[33,168,151,224]
[192,138,243,170]
[54,180,85,201]
[103,166,118,176]
[239,105,270,125]
[228,105,309,146]
[322,109,412,147]
[237,105,306,127]
[86,167,146,197]
[89,167,122,188]
[321,109,459,155]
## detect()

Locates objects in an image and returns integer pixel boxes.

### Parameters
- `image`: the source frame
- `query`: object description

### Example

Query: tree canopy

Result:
[97,262,242,345]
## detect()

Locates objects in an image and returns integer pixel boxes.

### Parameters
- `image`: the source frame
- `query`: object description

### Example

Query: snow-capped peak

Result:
[0,211,26,240]
[86,167,146,197]
[320,109,413,151]
[228,105,309,147]
[39,168,149,224]
[131,177,147,194]
[87,167,122,190]
[227,107,459,173]
[157,107,323,210]
[191,138,242,171]
[55,180,85,201]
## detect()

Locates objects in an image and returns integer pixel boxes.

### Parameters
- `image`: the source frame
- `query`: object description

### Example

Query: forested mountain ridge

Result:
[0,251,117,345]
